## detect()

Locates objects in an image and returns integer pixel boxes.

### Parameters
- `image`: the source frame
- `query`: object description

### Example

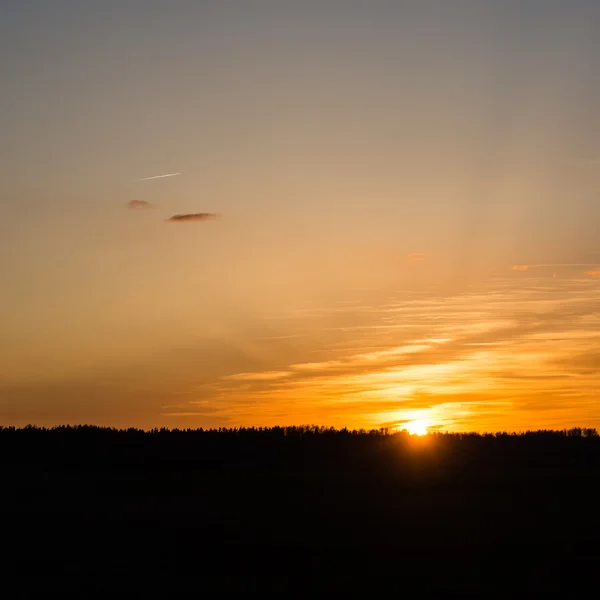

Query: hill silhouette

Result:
[2,425,600,594]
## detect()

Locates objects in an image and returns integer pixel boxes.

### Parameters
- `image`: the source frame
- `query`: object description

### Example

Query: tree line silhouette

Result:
[2,424,600,594]
[2,423,599,471]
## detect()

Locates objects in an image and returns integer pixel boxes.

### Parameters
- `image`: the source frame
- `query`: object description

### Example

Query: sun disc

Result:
[405,419,429,436]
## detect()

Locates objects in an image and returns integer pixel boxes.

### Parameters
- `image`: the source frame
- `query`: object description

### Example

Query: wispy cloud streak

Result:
[164,274,600,432]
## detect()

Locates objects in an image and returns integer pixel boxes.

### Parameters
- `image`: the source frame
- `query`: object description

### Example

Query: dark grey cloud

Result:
[166,213,219,222]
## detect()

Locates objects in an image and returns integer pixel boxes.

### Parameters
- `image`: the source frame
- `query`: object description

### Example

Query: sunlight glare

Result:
[405,419,430,436]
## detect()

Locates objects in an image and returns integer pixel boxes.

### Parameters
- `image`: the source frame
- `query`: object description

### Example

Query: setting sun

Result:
[404,420,430,436]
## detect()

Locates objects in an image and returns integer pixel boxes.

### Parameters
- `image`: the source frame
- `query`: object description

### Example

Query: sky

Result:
[1,0,600,432]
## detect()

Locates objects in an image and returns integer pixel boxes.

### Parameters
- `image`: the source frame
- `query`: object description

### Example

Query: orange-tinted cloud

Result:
[511,265,528,271]
[166,213,219,222]
[587,268,600,278]
[127,200,153,209]
[224,371,291,382]
[407,253,426,262]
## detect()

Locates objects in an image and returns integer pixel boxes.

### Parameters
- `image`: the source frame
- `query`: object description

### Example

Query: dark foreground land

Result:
[2,425,600,595]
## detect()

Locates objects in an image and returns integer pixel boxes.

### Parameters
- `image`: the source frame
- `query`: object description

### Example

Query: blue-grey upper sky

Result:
[1,0,600,431]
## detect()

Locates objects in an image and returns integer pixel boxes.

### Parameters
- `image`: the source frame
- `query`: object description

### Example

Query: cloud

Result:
[256,334,306,341]
[511,265,529,271]
[127,200,153,209]
[587,268,600,278]
[516,263,597,269]
[166,213,220,222]
[224,371,291,382]
[140,276,600,431]
[552,351,600,373]
[407,253,426,262]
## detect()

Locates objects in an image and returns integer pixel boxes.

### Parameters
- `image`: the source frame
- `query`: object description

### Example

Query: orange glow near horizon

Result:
[3,270,600,432]
[161,272,600,434]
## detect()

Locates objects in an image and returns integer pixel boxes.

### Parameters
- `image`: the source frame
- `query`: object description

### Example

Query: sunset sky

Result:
[2,0,600,432]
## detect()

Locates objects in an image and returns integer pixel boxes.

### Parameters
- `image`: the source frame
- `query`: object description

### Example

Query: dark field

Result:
[2,425,600,595]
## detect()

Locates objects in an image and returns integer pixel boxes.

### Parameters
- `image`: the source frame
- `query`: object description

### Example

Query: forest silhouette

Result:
[3,425,600,594]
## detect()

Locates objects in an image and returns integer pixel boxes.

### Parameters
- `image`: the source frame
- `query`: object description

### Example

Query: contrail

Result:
[137,172,181,181]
